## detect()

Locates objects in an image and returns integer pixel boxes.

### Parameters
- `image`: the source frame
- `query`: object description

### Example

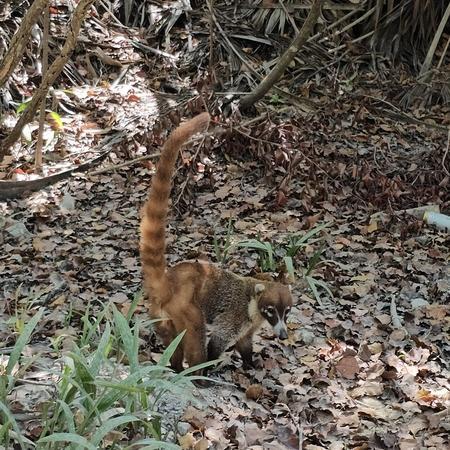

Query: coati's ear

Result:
[254,283,265,294]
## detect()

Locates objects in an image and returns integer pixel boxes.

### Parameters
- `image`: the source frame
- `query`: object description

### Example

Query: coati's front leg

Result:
[207,321,242,362]
[207,334,229,361]
[234,331,254,370]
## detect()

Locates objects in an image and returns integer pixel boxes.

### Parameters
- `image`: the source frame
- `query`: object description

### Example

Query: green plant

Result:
[237,222,334,302]
[213,218,235,265]
[237,222,330,281]
[236,238,277,272]
[303,245,334,305]
[0,300,216,449]
[0,309,43,449]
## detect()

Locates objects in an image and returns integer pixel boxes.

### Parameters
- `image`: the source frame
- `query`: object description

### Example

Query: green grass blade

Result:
[306,276,321,304]
[312,278,334,299]
[175,359,222,378]
[158,331,185,368]
[236,239,270,251]
[297,222,330,244]
[6,309,44,376]
[112,305,138,372]
[55,400,76,434]
[37,432,96,450]
[91,415,139,446]
[89,322,111,376]
[95,366,170,412]
[283,256,295,281]
[124,439,180,450]
[68,352,95,396]
[126,291,143,322]
[0,400,35,449]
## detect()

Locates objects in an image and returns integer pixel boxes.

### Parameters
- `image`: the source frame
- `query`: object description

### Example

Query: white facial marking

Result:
[273,311,288,339]
[255,283,265,294]
[273,319,287,337]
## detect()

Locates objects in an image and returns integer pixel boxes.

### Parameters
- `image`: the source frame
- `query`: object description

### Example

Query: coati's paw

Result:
[242,356,263,371]
[193,378,214,388]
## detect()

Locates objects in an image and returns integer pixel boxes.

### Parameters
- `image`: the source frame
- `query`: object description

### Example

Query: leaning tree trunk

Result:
[0,0,96,158]
[240,0,323,110]
[0,0,49,88]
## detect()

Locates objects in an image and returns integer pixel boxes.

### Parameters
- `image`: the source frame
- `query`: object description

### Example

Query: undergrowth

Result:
[214,221,333,303]
[0,298,211,449]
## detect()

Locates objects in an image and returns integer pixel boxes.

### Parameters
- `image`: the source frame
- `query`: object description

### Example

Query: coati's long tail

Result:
[140,112,210,300]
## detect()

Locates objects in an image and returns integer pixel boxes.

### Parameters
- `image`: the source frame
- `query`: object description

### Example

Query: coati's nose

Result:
[273,321,288,340]
[278,327,288,340]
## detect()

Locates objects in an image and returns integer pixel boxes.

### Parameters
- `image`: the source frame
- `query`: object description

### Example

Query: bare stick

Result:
[89,152,161,176]
[35,3,50,174]
[443,130,450,177]
[240,0,323,109]
[0,0,96,158]
[390,295,403,330]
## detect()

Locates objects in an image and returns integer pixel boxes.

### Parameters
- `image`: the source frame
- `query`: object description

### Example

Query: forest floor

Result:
[1,90,449,448]
[1,4,450,449]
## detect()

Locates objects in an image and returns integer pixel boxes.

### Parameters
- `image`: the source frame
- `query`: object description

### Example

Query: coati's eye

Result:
[263,305,275,317]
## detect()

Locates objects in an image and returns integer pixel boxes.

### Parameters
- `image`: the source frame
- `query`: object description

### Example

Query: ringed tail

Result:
[140,112,211,298]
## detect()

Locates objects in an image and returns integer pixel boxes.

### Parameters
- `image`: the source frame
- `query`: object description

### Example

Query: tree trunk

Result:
[240,0,323,110]
[0,0,49,88]
[0,0,96,158]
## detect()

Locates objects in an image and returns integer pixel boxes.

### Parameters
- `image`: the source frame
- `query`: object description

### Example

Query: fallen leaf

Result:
[336,356,360,379]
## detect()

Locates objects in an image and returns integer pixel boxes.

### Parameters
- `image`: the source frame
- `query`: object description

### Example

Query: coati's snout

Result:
[255,283,292,340]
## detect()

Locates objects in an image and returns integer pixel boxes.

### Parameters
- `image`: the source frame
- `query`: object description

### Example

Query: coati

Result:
[140,112,293,372]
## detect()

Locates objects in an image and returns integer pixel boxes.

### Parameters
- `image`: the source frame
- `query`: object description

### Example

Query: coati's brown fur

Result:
[140,112,293,372]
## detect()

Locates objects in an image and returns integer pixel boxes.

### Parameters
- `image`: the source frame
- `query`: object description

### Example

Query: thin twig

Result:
[89,152,161,176]
[442,130,450,177]
[35,3,50,174]
[17,378,55,387]
[131,41,177,60]
[390,295,403,330]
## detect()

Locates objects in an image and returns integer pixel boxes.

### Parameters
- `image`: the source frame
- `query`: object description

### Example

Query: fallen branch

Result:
[89,152,161,176]
[0,131,126,200]
[240,0,323,110]
[0,151,109,201]
[0,0,96,158]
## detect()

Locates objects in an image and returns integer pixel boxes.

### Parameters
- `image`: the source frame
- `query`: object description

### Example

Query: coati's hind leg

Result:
[171,307,207,374]
[154,320,184,372]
